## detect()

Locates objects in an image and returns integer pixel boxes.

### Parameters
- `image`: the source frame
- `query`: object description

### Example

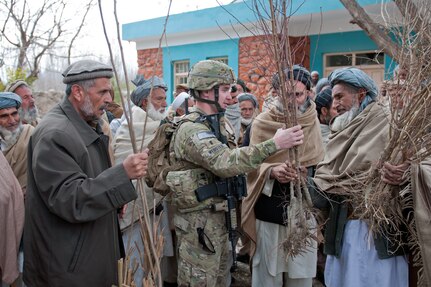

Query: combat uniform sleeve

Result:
[175,121,277,178]
[31,129,137,223]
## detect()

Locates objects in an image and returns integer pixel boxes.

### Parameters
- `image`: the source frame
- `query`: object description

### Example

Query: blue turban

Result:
[0,92,22,109]
[328,67,378,112]
[130,76,168,107]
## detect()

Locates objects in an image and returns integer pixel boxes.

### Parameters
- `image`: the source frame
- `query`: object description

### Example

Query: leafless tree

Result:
[340,0,431,65]
[0,0,94,81]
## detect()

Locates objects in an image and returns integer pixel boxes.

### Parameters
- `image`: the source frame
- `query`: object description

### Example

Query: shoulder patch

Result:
[196,131,216,140]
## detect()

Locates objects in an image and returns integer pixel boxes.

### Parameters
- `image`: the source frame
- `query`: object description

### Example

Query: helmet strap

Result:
[191,86,224,112]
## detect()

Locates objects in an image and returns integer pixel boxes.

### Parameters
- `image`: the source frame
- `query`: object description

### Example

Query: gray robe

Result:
[23,97,136,287]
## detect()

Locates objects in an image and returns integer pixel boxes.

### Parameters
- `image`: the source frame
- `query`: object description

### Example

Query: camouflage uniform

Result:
[166,109,277,287]
[166,60,280,287]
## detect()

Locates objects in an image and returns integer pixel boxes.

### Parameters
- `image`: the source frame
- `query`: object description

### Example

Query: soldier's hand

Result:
[270,162,298,183]
[381,161,409,185]
[273,125,304,150]
[123,150,149,179]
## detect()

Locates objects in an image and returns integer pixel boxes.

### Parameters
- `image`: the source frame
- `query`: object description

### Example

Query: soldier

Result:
[165,60,305,287]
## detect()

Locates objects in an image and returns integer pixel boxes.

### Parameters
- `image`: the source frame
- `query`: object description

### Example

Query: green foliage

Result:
[5,67,37,86]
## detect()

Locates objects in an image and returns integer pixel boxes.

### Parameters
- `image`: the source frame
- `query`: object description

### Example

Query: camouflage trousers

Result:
[174,209,229,287]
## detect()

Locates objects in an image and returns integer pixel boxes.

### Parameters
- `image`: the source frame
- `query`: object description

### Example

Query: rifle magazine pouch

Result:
[166,168,221,211]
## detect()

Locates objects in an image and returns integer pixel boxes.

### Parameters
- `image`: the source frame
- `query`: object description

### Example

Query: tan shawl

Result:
[113,105,162,230]
[3,124,34,190]
[242,101,324,256]
[411,158,431,285]
[313,102,389,194]
[0,152,24,284]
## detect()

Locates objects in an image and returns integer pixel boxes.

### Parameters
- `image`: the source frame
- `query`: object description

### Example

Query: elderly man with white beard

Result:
[113,75,176,286]
[6,80,40,127]
[309,67,409,287]
[0,92,34,193]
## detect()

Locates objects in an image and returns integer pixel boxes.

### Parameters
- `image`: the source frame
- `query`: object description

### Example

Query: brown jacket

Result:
[23,97,137,287]
[3,124,33,190]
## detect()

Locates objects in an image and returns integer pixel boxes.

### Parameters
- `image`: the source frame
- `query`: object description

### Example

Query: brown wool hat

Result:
[62,60,113,84]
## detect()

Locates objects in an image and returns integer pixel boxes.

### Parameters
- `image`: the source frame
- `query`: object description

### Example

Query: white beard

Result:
[147,102,167,121]
[241,117,253,126]
[19,106,39,124]
[331,106,360,132]
[0,123,23,150]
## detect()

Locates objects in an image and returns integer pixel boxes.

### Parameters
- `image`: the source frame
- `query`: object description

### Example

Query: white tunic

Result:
[325,220,408,287]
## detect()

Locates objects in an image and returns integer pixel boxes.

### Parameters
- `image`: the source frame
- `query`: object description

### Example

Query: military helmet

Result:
[188,60,235,91]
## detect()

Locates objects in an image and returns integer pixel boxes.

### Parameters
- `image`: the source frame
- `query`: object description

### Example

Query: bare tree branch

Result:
[0,0,94,81]
[340,0,403,62]
[67,0,94,65]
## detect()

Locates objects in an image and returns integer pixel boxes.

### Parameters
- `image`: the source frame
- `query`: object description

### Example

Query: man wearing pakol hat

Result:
[0,92,34,192]
[113,75,175,285]
[314,88,337,147]
[309,67,408,287]
[174,83,189,97]
[23,60,149,287]
[5,80,40,127]
[242,65,323,287]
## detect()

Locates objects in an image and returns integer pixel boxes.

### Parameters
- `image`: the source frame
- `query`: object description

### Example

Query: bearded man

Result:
[24,60,149,287]
[242,65,324,287]
[310,67,408,287]
[0,92,34,193]
[6,80,40,127]
[315,88,337,147]
[113,75,175,285]
[237,92,259,146]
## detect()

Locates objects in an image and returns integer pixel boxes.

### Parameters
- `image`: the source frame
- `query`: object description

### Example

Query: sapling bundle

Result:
[253,0,317,257]
[98,0,171,286]
[350,2,431,283]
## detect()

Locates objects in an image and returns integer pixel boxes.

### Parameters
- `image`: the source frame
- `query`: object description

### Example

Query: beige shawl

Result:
[313,102,389,194]
[242,101,323,255]
[113,105,162,230]
[0,152,24,284]
[411,158,431,285]
[3,124,34,190]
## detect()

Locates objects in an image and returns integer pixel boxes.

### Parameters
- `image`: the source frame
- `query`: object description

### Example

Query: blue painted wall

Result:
[123,0,391,41]
[310,30,395,79]
[162,39,239,104]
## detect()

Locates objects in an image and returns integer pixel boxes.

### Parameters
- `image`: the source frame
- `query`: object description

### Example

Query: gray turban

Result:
[329,67,378,112]
[238,93,258,108]
[315,78,330,94]
[131,76,168,107]
[0,92,22,109]
[62,60,113,84]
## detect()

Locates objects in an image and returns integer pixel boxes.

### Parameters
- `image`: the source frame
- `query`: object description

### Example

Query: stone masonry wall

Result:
[137,48,163,78]
[238,35,310,108]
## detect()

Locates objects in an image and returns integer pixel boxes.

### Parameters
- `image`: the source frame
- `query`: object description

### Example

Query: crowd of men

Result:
[0,57,427,287]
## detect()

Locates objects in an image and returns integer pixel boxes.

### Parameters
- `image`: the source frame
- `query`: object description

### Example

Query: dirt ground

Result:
[231,261,325,287]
